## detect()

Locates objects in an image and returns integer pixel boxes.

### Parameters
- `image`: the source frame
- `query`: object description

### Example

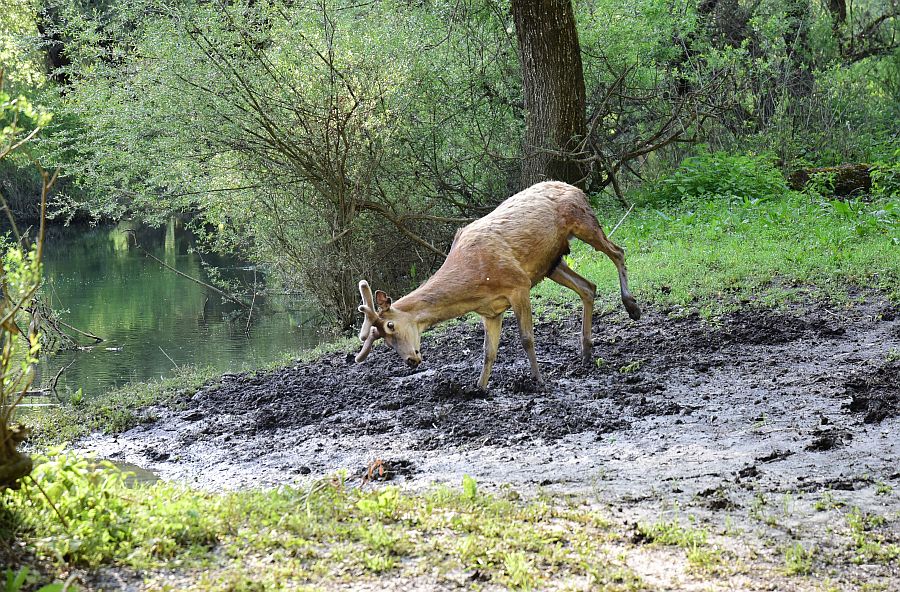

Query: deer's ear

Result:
[374,290,392,311]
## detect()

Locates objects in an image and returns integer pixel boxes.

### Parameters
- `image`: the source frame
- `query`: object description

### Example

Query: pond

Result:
[32,219,329,399]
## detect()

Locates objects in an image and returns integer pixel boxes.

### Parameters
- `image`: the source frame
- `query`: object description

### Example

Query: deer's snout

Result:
[406,352,422,368]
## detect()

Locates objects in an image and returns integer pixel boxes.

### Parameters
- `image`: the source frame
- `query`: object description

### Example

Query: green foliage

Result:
[3,567,63,592]
[642,150,788,205]
[871,158,900,200]
[6,451,643,588]
[1,80,52,162]
[0,74,51,491]
[43,0,519,324]
[12,0,900,323]
[7,448,222,567]
[0,3,47,93]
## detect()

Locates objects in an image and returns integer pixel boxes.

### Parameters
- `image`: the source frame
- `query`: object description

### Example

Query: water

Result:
[33,219,328,398]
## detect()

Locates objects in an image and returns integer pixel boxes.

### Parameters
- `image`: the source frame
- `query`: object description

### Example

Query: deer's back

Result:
[449,181,591,285]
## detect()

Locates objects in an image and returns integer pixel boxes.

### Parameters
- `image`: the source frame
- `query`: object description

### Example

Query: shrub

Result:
[642,150,788,205]
[6,448,221,567]
[871,155,900,199]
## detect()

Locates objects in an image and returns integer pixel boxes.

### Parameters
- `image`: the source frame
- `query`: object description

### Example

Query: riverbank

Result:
[8,291,900,590]
[9,190,900,590]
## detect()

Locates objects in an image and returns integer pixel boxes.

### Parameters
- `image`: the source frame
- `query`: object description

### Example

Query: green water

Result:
[33,220,327,398]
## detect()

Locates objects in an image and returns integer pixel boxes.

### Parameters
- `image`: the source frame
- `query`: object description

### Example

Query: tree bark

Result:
[35,7,71,86]
[511,0,587,189]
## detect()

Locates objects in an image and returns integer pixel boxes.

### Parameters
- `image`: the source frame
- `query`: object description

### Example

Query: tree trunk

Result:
[511,0,587,189]
[35,7,71,86]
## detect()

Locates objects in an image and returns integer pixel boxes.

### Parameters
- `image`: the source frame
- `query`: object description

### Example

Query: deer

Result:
[355,181,641,389]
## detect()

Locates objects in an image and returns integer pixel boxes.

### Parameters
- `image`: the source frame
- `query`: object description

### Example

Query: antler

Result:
[355,326,379,363]
[356,280,383,363]
[358,280,378,341]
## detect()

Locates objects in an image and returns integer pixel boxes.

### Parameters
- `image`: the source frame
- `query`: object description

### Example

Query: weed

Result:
[686,545,725,574]
[845,507,900,564]
[781,493,794,517]
[813,491,844,512]
[618,359,644,374]
[356,487,401,522]
[2,568,64,592]
[749,493,777,526]
[784,542,814,576]
[462,474,478,501]
[875,482,893,496]
[636,518,707,548]
[501,551,536,589]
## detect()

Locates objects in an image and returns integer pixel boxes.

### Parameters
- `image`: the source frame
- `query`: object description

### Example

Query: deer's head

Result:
[356,280,422,368]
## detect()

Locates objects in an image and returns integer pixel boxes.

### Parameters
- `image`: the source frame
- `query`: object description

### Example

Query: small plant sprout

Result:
[618,359,644,374]
[783,543,814,576]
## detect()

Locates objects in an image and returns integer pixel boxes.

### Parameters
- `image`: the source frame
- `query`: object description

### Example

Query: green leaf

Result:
[462,474,477,501]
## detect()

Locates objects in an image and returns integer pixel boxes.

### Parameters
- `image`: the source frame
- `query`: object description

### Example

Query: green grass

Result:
[636,517,726,574]
[4,450,646,591]
[26,366,220,446]
[534,192,900,315]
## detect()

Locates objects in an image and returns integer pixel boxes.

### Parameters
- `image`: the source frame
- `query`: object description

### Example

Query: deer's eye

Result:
[387,321,395,331]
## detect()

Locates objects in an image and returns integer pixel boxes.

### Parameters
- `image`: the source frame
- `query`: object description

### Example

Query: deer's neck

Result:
[394,276,475,330]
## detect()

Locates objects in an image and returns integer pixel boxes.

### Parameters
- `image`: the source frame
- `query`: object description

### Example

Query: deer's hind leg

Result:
[549,260,596,363]
[572,214,641,321]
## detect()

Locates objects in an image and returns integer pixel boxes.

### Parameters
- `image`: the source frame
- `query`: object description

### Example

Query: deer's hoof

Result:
[624,297,642,321]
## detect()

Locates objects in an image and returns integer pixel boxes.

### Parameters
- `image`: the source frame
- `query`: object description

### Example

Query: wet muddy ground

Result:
[81,295,900,589]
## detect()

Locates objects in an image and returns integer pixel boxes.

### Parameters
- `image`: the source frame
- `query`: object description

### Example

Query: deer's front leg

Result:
[478,314,503,389]
[510,291,543,386]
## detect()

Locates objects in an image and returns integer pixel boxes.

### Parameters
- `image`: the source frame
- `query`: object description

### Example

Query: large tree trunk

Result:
[511,0,586,189]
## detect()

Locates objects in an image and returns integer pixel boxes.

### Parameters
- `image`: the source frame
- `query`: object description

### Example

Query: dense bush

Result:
[641,151,788,205]
[872,158,900,200]
[6,448,222,567]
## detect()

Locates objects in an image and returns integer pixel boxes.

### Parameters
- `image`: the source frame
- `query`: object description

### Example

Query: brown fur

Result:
[357,181,641,388]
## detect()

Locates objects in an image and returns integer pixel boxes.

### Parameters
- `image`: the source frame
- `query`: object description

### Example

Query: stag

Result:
[356,181,640,388]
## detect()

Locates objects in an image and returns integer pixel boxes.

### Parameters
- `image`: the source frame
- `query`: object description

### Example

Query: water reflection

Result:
[35,221,327,397]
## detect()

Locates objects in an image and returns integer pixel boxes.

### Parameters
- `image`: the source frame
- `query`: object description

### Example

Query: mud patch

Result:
[843,360,900,423]
[77,296,900,589]
[145,301,899,460]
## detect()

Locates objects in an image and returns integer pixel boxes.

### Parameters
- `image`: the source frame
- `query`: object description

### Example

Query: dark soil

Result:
[182,302,900,450]
[843,360,900,423]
